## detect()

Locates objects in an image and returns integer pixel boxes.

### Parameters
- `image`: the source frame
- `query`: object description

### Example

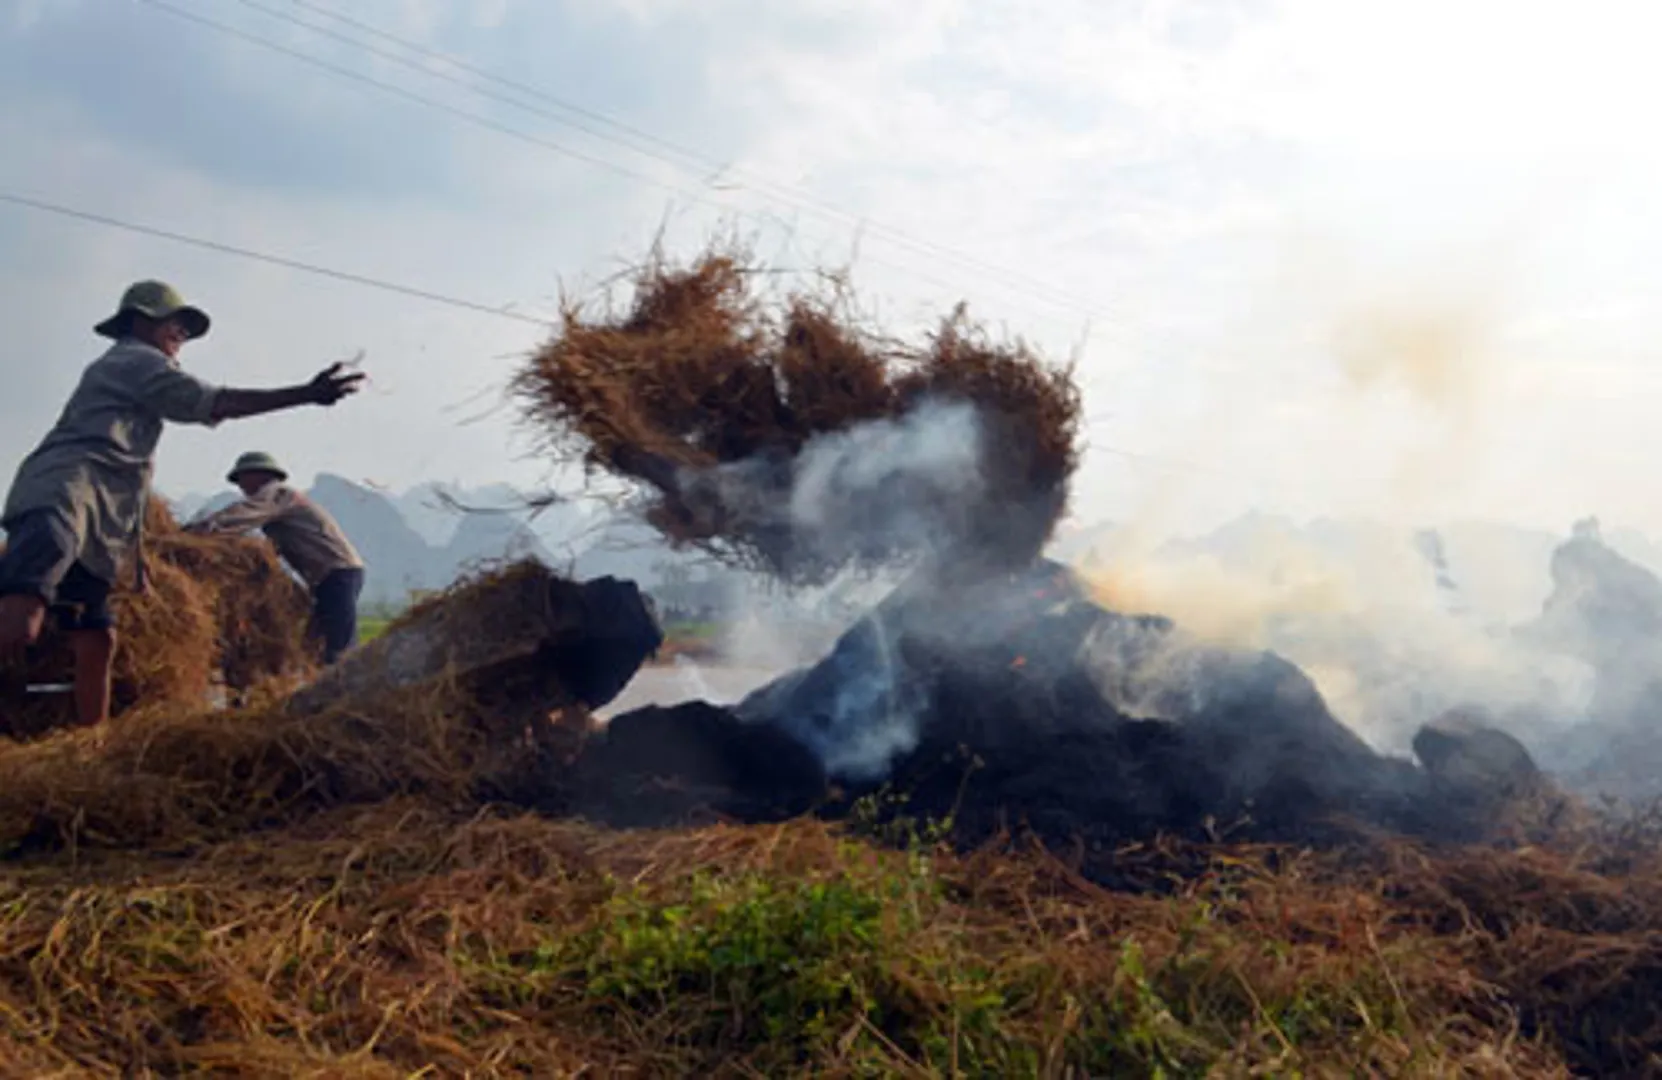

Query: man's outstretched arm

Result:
[209,362,365,423]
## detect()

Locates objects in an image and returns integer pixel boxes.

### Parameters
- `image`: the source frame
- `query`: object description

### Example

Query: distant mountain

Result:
[168,490,235,523]
[307,474,436,606]
[442,510,554,579]
[159,475,702,608]
[160,472,1652,629]
[394,481,537,547]
[1044,518,1117,563]
[394,482,466,546]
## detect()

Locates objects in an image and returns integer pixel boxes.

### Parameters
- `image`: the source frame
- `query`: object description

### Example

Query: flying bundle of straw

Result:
[514,248,1082,584]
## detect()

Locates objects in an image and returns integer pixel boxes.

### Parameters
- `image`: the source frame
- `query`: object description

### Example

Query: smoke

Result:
[691,400,1001,778]
[681,398,991,583]
[1074,518,1598,759]
[788,399,988,565]
[1083,534,1358,651]
[1331,293,1494,413]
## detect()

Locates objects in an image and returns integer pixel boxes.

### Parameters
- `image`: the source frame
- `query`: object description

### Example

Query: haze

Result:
[4,0,1662,543]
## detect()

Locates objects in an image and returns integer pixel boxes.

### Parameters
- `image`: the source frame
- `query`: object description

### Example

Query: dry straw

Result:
[513,245,1082,584]
[0,561,584,857]
[0,499,314,737]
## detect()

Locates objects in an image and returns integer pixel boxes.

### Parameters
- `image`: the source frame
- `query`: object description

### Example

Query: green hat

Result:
[227,451,288,485]
[94,280,211,340]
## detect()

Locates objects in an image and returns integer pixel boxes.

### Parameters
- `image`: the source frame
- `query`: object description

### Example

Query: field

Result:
[0,696,1657,1077]
[651,618,723,663]
[358,614,392,645]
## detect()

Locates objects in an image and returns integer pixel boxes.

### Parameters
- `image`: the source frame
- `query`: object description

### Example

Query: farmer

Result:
[186,452,366,665]
[0,280,366,728]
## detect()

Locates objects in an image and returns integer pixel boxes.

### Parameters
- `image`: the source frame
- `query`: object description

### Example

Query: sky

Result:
[7,0,1662,540]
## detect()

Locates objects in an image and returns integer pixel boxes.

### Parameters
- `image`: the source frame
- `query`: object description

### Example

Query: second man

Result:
[188,451,367,664]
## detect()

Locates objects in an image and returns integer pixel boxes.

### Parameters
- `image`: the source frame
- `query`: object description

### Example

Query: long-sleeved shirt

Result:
[195,481,364,588]
[3,340,222,583]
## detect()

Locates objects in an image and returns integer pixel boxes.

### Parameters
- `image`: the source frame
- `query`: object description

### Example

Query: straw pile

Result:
[514,247,1082,583]
[0,556,659,857]
[146,499,316,694]
[0,499,314,736]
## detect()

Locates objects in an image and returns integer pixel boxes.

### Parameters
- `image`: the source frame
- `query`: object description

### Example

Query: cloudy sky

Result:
[6,0,1662,539]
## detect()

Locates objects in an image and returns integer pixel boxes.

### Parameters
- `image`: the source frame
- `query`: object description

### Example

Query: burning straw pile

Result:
[514,247,1082,583]
[0,499,314,737]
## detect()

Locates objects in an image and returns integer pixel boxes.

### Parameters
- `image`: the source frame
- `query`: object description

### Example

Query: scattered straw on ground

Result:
[513,245,1082,583]
[0,668,1657,1073]
[8,794,1654,1077]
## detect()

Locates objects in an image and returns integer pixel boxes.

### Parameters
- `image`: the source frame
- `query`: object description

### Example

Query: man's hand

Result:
[307,362,367,406]
[209,360,370,423]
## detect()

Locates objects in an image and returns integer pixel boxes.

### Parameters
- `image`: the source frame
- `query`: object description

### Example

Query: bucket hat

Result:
[226,451,288,485]
[94,280,211,340]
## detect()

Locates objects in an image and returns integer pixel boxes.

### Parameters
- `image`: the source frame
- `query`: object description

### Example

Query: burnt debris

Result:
[578,558,1563,863]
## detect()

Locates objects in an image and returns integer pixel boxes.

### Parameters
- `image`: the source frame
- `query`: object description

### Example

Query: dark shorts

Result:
[0,510,115,632]
[310,566,364,664]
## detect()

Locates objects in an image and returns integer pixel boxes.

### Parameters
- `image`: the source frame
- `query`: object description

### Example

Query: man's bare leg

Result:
[69,626,116,728]
[0,593,46,648]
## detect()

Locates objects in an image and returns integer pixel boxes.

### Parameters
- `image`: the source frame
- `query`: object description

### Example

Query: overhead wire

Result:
[257,0,1142,319]
[4,4,1355,489]
[136,0,1347,392]
[0,190,555,325]
[139,0,1159,349]
[0,188,1286,488]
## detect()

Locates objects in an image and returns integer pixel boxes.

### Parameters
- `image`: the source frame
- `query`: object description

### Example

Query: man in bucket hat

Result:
[186,451,367,665]
[0,279,366,728]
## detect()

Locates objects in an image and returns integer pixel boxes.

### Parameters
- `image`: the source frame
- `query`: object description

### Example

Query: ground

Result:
[1,760,1658,1076]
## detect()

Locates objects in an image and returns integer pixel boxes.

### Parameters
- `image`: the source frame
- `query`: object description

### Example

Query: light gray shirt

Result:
[194,480,364,588]
[3,339,221,582]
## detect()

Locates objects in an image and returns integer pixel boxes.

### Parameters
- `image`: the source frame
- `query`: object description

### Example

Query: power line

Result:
[253,4,1348,394]
[0,188,1349,491]
[279,0,718,174]
[141,0,1330,391]
[145,0,1143,339]
[135,1,705,206]
[0,190,555,326]
[264,0,1133,319]
[138,0,1089,337]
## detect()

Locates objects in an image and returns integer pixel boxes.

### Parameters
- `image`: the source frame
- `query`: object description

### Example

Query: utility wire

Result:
[0,189,1279,487]
[141,0,1102,340]
[280,0,721,173]
[139,0,1343,392]
[264,0,1130,318]
[0,190,555,326]
[143,0,1145,341]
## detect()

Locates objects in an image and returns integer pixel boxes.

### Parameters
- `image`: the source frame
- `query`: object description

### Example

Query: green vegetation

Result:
[0,803,1598,1075]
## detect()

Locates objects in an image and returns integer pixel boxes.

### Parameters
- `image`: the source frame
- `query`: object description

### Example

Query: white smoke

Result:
[785,398,987,571]
[701,400,997,779]
[1075,519,1601,761]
